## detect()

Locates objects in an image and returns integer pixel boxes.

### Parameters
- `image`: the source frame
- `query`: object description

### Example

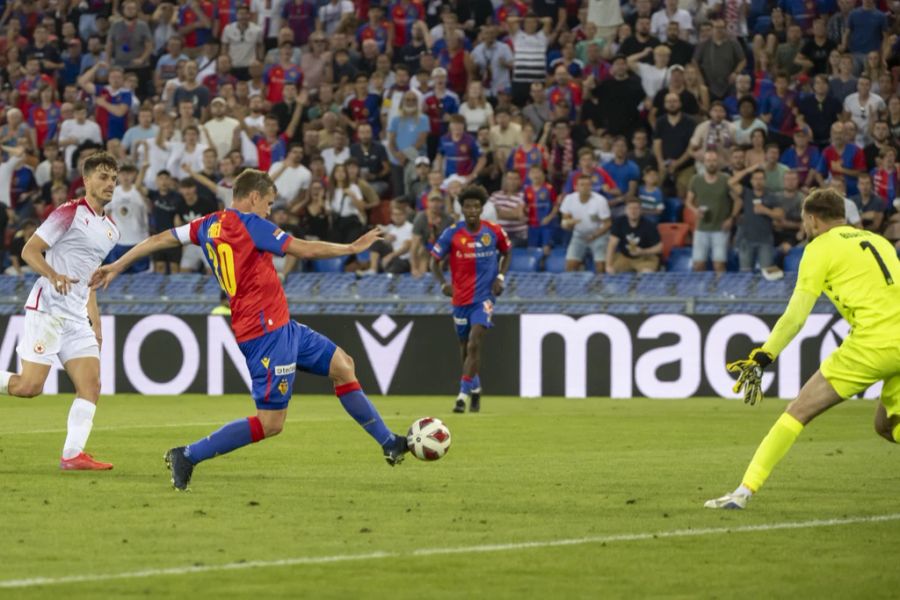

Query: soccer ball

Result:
[407,417,452,461]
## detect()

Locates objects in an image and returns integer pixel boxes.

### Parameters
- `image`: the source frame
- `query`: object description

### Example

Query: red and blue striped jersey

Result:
[181,209,294,343]
[94,86,132,141]
[357,21,390,53]
[438,132,480,178]
[523,183,557,226]
[389,0,424,47]
[507,144,546,182]
[422,90,460,136]
[264,63,304,104]
[431,221,511,307]
[28,103,61,149]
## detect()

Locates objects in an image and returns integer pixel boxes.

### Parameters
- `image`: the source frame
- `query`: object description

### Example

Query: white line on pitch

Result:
[1,513,898,589]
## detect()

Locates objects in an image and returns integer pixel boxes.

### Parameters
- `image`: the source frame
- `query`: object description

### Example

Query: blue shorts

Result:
[528,225,554,249]
[453,300,495,340]
[238,320,337,410]
[104,244,150,273]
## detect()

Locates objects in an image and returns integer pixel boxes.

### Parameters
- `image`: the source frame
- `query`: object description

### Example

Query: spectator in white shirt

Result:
[222,5,263,78]
[361,204,414,275]
[58,102,103,172]
[322,131,351,176]
[318,0,354,36]
[167,125,208,180]
[628,44,673,102]
[561,174,613,273]
[269,144,312,206]
[843,75,885,145]
[650,0,694,42]
[104,163,150,272]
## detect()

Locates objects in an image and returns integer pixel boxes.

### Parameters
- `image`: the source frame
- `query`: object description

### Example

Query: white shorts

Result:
[180,244,207,272]
[16,309,99,366]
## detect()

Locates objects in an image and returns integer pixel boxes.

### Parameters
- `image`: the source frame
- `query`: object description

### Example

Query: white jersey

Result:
[560,192,611,236]
[26,198,120,321]
[106,185,148,245]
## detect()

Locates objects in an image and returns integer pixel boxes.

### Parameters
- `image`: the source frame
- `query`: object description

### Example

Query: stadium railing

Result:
[0,272,834,316]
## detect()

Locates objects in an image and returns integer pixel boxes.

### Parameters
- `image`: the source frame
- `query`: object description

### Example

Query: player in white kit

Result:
[0,152,120,470]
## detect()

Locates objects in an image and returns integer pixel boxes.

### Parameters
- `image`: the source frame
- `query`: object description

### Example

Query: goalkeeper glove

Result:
[726,348,773,406]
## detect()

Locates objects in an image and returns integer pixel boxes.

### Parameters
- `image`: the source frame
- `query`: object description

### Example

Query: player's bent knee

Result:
[15,379,44,398]
[263,422,284,437]
[329,348,356,382]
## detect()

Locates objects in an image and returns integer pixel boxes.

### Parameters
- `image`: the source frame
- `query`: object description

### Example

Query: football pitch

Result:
[1,395,898,599]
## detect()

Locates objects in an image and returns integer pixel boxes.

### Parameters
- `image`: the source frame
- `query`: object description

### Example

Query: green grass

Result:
[1,395,898,599]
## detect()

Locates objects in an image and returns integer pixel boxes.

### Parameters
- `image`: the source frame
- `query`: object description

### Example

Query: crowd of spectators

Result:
[0,0,897,280]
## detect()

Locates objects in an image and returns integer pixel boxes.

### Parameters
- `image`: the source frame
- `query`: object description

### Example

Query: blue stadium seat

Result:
[284,273,323,297]
[646,302,685,314]
[713,272,755,297]
[667,247,693,273]
[663,197,683,223]
[599,274,633,297]
[509,247,543,272]
[316,273,356,296]
[403,302,442,315]
[0,276,19,295]
[356,275,392,298]
[312,257,347,272]
[545,247,568,273]
[394,275,434,298]
[554,272,597,297]
[635,273,673,297]
[783,246,804,272]
[162,273,202,298]
[673,271,715,296]
[606,302,641,314]
[509,272,553,299]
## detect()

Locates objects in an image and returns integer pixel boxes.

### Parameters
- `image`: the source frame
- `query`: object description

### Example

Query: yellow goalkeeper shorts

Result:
[821,335,900,418]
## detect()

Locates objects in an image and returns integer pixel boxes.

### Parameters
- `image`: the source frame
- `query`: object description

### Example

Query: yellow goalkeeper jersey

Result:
[797,225,900,340]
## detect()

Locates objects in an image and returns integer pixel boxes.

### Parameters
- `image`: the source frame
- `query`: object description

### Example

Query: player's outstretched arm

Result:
[284,228,383,260]
[90,231,182,290]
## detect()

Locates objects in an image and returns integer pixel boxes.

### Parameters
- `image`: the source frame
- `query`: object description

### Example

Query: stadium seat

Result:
[657,223,690,260]
[312,257,347,272]
[554,272,597,297]
[599,273,633,297]
[783,246,804,272]
[284,273,324,297]
[356,275,393,298]
[394,275,434,298]
[663,197,683,223]
[509,272,553,298]
[635,273,673,297]
[545,247,569,273]
[509,247,543,272]
[667,247,693,273]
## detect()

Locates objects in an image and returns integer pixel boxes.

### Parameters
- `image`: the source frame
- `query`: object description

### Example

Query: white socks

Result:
[733,484,754,497]
[0,371,13,395]
[62,398,96,460]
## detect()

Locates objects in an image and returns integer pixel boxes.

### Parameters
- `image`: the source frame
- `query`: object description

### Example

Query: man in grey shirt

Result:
[107,0,153,96]
[410,193,454,277]
[693,18,746,100]
[731,168,784,272]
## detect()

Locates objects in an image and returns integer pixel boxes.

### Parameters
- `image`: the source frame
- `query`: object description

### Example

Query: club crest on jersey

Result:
[261,357,270,369]
[278,379,289,395]
[34,342,44,354]
[209,222,222,239]
[480,233,491,246]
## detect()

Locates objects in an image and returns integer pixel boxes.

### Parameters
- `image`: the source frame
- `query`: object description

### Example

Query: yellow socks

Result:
[741,412,805,493]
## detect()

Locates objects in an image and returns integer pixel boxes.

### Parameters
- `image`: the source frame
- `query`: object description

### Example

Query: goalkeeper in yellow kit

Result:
[706,188,900,509]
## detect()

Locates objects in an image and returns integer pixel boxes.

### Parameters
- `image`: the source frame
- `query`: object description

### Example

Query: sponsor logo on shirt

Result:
[274,364,295,376]
[261,357,270,369]
[209,222,222,238]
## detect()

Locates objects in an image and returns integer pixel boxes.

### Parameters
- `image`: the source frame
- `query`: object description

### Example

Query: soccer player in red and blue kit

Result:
[91,170,408,490]
[430,185,511,414]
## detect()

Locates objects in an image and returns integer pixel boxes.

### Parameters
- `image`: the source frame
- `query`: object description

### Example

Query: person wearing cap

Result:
[780,126,822,189]
[394,156,432,211]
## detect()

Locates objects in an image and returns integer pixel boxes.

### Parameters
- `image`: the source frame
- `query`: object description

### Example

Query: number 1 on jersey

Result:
[206,242,237,296]
[860,241,894,285]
